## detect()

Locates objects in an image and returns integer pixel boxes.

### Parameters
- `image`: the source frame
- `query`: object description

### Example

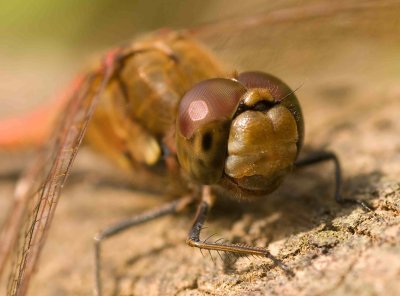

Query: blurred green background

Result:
[0,0,398,125]
[1,0,216,52]
[0,0,282,117]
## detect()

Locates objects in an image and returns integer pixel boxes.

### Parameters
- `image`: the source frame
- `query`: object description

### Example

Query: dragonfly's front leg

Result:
[187,186,293,275]
[295,151,373,211]
[94,195,195,296]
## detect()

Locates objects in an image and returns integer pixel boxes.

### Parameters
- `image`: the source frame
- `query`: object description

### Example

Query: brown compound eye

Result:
[176,78,247,184]
[238,71,292,102]
[178,78,246,139]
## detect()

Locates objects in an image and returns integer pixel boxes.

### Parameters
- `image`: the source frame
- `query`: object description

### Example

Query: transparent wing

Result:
[191,1,400,88]
[0,50,120,296]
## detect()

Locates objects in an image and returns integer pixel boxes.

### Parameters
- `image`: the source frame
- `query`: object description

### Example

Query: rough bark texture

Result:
[0,1,399,296]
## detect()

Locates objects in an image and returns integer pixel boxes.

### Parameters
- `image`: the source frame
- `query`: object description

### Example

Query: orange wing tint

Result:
[0,76,84,150]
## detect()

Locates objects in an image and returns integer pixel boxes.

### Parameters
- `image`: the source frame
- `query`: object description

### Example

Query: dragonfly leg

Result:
[93,195,195,296]
[295,151,373,211]
[186,186,293,275]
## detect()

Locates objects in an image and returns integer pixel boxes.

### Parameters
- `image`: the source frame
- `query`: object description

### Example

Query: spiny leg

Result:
[295,151,372,211]
[186,186,293,276]
[94,195,194,296]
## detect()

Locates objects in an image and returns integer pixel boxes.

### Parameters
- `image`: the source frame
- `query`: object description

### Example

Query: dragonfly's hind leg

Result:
[295,151,373,211]
[93,195,194,296]
[186,186,293,275]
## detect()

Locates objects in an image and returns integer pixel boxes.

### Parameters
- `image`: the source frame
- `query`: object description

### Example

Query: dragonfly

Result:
[0,1,397,295]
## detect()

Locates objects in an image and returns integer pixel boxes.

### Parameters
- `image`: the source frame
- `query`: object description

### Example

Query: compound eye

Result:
[238,71,292,102]
[178,78,246,139]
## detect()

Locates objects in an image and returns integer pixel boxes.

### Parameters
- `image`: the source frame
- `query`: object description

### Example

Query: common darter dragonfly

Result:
[0,1,398,295]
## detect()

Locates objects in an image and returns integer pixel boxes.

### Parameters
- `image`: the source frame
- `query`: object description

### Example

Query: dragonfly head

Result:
[176,71,304,197]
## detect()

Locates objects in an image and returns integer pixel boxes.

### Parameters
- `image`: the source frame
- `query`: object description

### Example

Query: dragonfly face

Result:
[176,71,303,197]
